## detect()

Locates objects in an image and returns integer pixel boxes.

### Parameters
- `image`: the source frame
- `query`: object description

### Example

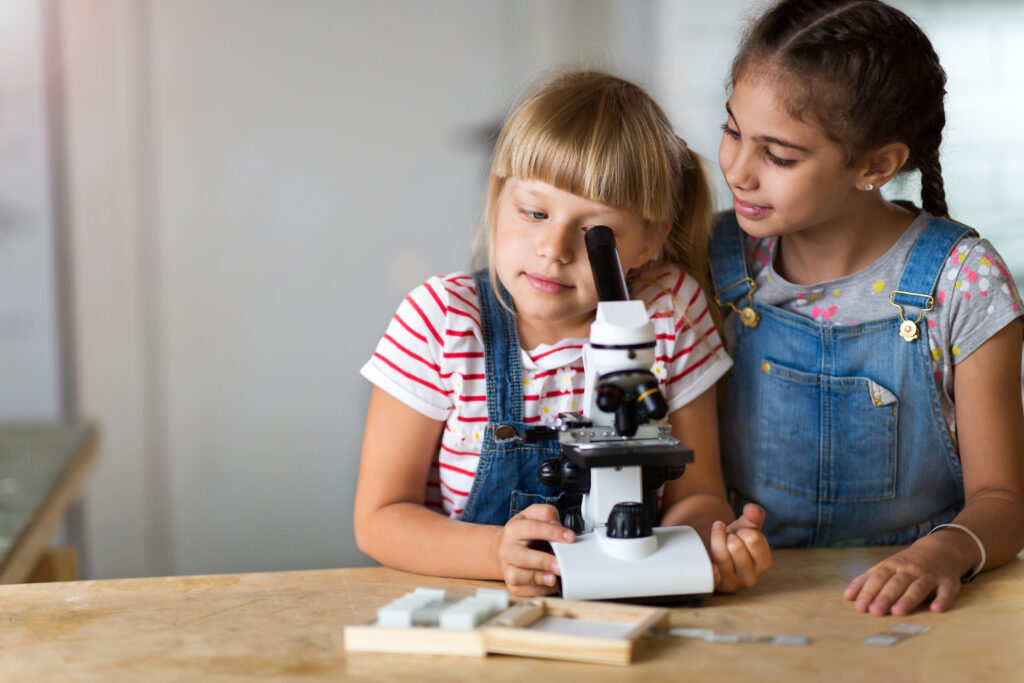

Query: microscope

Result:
[528,226,714,602]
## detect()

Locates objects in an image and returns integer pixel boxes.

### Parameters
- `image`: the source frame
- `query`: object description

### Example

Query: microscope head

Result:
[589,301,656,374]
[531,227,693,550]
[581,226,668,436]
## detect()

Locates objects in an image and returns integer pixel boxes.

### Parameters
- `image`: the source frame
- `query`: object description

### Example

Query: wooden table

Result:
[0,547,1020,682]
[0,423,98,583]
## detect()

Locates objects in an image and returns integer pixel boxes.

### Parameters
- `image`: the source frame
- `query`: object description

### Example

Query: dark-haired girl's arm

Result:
[844,319,1024,616]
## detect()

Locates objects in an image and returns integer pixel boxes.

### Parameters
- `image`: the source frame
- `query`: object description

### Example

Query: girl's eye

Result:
[766,150,796,168]
[722,122,796,167]
[521,209,548,221]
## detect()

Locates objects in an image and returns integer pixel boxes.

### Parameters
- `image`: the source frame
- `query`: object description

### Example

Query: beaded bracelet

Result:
[928,523,986,582]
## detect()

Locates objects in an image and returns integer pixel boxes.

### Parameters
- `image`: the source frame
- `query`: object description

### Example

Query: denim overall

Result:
[460,271,580,526]
[710,213,972,547]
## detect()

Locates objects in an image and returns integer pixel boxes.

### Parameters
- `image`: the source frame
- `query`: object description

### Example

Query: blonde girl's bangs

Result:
[490,79,674,226]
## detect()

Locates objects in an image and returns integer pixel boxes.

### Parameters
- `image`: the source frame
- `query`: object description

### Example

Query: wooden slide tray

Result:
[344,592,669,666]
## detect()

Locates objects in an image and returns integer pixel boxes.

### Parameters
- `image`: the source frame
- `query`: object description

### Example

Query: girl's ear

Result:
[858,142,910,191]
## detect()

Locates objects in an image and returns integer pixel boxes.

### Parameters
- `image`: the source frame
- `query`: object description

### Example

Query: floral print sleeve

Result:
[933,237,1023,365]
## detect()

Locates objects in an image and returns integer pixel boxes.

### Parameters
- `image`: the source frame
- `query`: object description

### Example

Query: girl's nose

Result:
[537,221,576,263]
[720,141,756,192]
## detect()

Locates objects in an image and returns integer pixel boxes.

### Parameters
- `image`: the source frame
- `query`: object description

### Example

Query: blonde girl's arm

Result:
[658,383,771,590]
[354,387,503,578]
[354,387,574,589]
[845,319,1024,616]
[658,384,732,532]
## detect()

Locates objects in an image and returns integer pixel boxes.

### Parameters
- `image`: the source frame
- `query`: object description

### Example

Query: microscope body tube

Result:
[584,226,629,301]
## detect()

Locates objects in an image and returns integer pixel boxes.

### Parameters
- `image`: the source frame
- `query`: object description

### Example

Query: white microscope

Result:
[528,226,714,602]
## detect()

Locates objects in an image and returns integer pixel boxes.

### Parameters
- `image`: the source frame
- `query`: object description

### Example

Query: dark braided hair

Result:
[731,0,949,217]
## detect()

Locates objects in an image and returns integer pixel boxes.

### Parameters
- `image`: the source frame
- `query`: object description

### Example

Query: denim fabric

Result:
[710,213,971,547]
[460,271,577,525]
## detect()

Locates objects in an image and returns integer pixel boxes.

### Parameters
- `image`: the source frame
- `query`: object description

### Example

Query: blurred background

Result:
[2,0,1021,580]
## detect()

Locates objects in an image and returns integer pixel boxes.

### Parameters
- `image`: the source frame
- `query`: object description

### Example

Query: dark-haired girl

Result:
[711,0,1024,616]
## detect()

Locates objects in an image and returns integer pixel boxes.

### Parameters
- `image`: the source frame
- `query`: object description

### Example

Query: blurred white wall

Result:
[58,0,658,579]
[0,0,62,420]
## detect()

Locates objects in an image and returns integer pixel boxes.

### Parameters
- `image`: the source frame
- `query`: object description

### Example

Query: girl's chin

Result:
[515,310,594,343]
[734,213,786,240]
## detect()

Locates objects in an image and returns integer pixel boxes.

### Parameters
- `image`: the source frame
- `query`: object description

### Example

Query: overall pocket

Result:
[509,491,558,518]
[757,358,898,502]
[508,490,583,521]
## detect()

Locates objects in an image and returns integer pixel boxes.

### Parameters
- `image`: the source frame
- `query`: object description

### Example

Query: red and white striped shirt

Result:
[360,266,732,518]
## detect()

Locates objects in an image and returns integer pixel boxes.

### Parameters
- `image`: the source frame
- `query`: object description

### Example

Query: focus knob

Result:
[605,502,652,539]
[560,508,586,535]
[537,458,562,488]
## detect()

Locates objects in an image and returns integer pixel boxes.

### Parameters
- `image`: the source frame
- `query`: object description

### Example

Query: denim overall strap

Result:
[892,218,977,310]
[711,213,968,547]
[459,270,569,525]
[476,269,523,422]
[709,212,756,308]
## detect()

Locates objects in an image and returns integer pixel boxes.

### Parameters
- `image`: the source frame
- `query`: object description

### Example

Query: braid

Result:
[919,144,949,218]
[908,60,949,217]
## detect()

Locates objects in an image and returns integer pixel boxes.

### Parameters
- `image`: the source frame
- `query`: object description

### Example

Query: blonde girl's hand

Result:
[496,503,576,597]
[709,503,772,592]
[843,543,964,616]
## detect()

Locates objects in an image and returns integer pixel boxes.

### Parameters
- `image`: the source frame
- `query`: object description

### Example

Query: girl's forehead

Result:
[505,176,647,222]
[729,75,831,149]
[505,177,626,214]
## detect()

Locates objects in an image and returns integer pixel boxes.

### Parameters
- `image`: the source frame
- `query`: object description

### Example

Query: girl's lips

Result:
[734,196,773,219]
[525,272,572,294]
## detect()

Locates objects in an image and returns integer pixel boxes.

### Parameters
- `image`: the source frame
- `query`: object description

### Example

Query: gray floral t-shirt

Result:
[723,211,1023,445]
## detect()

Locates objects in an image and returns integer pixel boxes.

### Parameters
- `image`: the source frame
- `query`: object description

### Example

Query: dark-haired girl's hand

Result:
[843,538,969,616]
[495,503,575,597]
[709,502,772,592]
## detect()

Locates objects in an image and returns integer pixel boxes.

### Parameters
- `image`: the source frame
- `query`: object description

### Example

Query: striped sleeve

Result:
[360,276,456,421]
[642,266,733,413]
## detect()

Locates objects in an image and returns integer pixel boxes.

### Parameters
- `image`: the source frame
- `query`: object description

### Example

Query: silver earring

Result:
[864,182,875,191]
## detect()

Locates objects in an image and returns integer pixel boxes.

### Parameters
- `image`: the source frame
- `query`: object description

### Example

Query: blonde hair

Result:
[472,69,717,327]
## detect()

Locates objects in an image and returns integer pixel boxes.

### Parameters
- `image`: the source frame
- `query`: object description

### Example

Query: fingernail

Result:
[562,530,574,541]
[550,560,560,574]
[544,573,555,586]
[713,521,725,531]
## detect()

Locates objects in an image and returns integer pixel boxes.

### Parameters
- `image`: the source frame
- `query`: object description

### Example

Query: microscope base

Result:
[552,526,714,601]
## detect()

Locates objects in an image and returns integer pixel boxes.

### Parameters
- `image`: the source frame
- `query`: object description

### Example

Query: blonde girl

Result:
[357,70,770,596]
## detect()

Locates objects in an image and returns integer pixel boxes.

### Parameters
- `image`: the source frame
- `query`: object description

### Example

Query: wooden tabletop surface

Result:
[0,546,1020,682]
